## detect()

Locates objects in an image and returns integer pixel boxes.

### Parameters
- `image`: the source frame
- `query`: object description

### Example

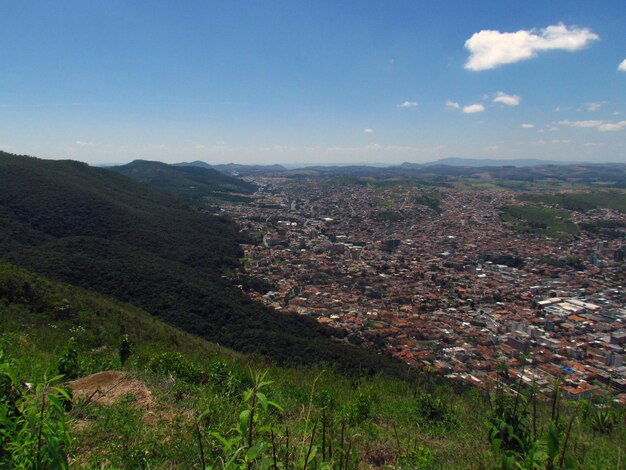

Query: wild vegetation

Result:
[1,262,624,468]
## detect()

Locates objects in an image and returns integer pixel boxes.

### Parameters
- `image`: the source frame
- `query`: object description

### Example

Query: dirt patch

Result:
[68,370,155,409]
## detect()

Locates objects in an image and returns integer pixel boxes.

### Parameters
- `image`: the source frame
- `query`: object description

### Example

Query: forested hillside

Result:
[0,152,405,374]
[110,159,257,204]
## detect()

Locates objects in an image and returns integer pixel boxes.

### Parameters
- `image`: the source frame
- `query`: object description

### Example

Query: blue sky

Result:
[1,1,625,165]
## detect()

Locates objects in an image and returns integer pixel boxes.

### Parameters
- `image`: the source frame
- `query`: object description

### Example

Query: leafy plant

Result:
[202,369,283,468]
[344,389,378,425]
[590,406,615,434]
[414,392,454,428]
[208,360,251,398]
[0,355,72,469]
[57,337,80,380]
[148,351,204,384]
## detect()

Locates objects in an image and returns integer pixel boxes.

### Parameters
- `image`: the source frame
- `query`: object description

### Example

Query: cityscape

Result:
[226,177,626,401]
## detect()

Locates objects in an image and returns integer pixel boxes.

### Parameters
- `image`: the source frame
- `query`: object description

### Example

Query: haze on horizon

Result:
[1,1,625,166]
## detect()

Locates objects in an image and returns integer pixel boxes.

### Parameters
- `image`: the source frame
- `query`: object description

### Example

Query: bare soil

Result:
[68,370,155,409]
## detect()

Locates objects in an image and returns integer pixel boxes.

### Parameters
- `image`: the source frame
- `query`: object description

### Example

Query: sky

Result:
[1,1,625,166]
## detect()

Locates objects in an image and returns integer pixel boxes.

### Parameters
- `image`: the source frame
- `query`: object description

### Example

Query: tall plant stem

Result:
[195,420,206,470]
[303,420,318,470]
[35,388,46,470]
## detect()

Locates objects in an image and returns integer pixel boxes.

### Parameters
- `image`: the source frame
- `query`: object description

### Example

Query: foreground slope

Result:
[0,151,405,373]
[1,261,623,469]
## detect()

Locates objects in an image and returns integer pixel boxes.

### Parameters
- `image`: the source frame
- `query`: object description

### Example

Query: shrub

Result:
[208,360,251,397]
[345,389,378,425]
[57,337,80,380]
[148,352,204,384]
[415,392,454,429]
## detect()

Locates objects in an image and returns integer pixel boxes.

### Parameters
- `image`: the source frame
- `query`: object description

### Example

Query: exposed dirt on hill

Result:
[68,370,155,409]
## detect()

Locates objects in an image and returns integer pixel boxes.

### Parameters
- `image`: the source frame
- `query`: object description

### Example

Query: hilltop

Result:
[110,159,257,204]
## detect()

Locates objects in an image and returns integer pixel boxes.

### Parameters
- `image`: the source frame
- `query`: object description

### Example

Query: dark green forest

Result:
[0,151,406,375]
[110,159,257,204]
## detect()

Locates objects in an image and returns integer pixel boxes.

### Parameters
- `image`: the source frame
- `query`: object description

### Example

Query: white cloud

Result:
[445,100,461,110]
[598,122,626,132]
[493,91,521,106]
[559,119,603,128]
[464,23,599,71]
[462,104,485,114]
[521,123,535,129]
[398,101,418,108]
[618,59,626,72]
[75,140,93,146]
[363,128,374,133]
[585,102,604,111]
[559,119,626,132]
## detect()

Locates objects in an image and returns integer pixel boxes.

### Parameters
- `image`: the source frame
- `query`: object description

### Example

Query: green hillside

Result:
[0,152,405,374]
[1,261,623,468]
[111,160,257,204]
[519,191,626,213]
[501,205,580,239]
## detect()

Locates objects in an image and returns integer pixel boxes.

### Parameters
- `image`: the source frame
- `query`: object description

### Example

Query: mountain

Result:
[110,159,257,204]
[421,157,580,167]
[175,161,288,177]
[173,160,214,169]
[211,163,288,176]
[0,151,406,374]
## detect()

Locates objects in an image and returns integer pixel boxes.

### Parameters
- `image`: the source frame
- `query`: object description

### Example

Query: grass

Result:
[1,261,625,468]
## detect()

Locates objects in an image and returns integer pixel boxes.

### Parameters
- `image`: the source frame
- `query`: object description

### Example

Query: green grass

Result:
[1,261,624,468]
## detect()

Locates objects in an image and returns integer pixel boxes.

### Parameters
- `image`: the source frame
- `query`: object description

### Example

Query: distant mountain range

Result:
[175,161,287,176]
[170,157,612,174]
[419,157,591,167]
[99,156,626,188]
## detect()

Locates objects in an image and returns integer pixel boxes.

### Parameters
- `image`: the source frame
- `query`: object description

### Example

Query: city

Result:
[225,177,626,401]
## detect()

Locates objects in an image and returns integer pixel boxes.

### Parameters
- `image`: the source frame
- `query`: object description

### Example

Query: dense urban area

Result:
[225,177,626,401]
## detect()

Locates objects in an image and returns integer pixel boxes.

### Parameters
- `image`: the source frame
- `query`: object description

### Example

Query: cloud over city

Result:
[462,104,485,114]
[559,119,626,132]
[493,92,521,107]
[465,23,599,71]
